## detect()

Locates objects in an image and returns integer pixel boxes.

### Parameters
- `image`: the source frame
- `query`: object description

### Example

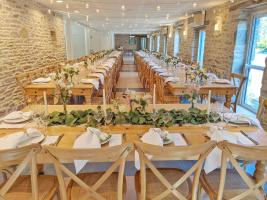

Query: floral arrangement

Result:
[187,67,208,84]
[63,66,79,83]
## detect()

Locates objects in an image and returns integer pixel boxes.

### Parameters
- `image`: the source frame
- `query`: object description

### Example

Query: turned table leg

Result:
[254,161,266,184]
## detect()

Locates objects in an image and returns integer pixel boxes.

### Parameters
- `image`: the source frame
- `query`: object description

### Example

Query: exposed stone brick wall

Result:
[114,34,138,50]
[0,0,66,114]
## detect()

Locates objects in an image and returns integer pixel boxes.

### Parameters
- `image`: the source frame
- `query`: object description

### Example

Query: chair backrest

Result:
[230,73,247,112]
[0,144,41,200]
[257,97,267,131]
[44,143,133,200]
[216,141,267,200]
[155,74,165,103]
[134,141,216,200]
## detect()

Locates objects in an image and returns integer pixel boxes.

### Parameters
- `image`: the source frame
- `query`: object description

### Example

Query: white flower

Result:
[118,105,127,113]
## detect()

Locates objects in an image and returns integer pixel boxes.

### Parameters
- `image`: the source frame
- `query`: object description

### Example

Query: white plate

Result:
[4,116,31,124]
[100,134,112,145]
[17,135,45,147]
[213,79,231,84]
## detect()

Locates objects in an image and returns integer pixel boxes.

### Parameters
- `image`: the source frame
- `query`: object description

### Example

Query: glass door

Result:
[197,30,206,68]
[243,15,267,112]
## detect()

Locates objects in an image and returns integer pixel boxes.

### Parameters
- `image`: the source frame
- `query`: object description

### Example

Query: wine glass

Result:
[150,111,159,127]
[105,112,113,125]
[162,113,172,128]
[94,111,103,126]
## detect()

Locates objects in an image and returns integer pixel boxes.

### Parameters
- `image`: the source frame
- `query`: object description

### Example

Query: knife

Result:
[240,130,259,145]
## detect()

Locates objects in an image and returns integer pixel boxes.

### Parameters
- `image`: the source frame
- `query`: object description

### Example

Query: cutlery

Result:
[181,133,191,145]
[240,130,259,145]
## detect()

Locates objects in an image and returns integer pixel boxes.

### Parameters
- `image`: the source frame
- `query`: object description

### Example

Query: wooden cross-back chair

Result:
[155,74,180,104]
[134,141,216,200]
[44,143,133,200]
[201,141,267,200]
[230,73,246,113]
[257,97,267,131]
[0,144,58,200]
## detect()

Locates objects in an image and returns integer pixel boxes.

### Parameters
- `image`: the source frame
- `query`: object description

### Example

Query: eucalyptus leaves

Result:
[48,106,221,127]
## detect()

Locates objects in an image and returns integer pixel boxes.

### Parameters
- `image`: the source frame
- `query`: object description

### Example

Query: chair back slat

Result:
[45,143,133,200]
[135,141,216,200]
[257,97,267,131]
[217,141,267,200]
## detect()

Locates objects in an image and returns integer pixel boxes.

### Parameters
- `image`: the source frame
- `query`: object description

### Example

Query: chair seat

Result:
[68,172,126,200]
[135,168,192,200]
[201,169,258,200]
[0,175,58,200]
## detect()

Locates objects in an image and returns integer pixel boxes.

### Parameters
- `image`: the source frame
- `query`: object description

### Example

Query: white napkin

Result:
[109,134,123,147]
[165,77,180,83]
[80,79,99,90]
[41,136,60,146]
[87,127,109,141]
[73,133,101,173]
[151,66,162,69]
[213,78,231,84]
[223,113,259,127]
[3,111,32,121]
[135,129,163,169]
[95,69,107,76]
[159,72,173,77]
[90,73,105,84]
[172,134,187,146]
[0,123,26,129]
[204,129,254,174]
[154,68,167,73]
[206,73,218,81]
[32,77,51,84]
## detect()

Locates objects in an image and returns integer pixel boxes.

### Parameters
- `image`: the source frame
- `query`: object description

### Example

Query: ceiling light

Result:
[106,17,109,21]
[67,12,70,18]
[121,5,125,10]
[166,13,170,20]
[50,0,53,4]
[86,15,89,21]
[156,5,160,11]
[66,3,69,9]
[145,14,148,18]
[74,10,79,13]
[193,3,197,7]
[85,3,89,8]
[48,9,51,14]
[96,9,100,13]
[135,24,138,27]
[121,23,124,26]
[230,0,234,2]
[56,0,63,3]
[122,12,125,16]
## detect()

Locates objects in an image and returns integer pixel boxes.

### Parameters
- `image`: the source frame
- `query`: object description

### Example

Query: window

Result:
[163,35,168,55]
[243,15,267,112]
[141,37,147,50]
[157,35,160,52]
[173,30,180,56]
[197,30,206,68]
[129,35,136,45]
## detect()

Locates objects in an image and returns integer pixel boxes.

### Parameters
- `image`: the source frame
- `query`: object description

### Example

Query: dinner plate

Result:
[100,134,112,145]
[3,115,31,124]
[17,135,45,147]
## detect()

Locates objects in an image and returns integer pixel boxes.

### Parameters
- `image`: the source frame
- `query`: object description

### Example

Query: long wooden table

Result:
[24,55,123,104]
[135,52,237,108]
[0,104,266,182]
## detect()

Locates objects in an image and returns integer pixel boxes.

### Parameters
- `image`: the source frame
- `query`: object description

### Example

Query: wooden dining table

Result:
[0,104,266,183]
[135,52,238,108]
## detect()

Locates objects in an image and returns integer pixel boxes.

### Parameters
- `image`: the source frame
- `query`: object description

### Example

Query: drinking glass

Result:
[105,112,113,125]
[94,111,103,126]
[162,113,172,128]
[150,111,159,127]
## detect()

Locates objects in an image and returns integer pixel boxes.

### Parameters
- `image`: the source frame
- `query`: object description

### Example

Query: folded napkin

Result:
[165,77,180,83]
[89,73,105,84]
[223,113,259,127]
[213,79,231,84]
[87,127,109,141]
[80,79,99,90]
[206,73,218,81]
[159,72,173,77]
[151,66,162,69]
[95,69,107,76]
[32,77,51,84]
[204,128,254,174]
[154,68,167,73]
[73,133,101,173]
[41,136,60,146]
[0,128,43,150]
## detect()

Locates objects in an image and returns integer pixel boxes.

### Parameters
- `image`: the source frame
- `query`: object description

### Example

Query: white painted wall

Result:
[64,18,114,59]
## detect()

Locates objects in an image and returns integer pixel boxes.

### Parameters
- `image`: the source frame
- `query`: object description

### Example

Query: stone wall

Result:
[114,34,138,50]
[0,0,66,114]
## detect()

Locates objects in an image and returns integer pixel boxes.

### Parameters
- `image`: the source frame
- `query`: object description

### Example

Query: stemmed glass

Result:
[94,111,103,126]
[105,112,113,125]
[31,105,48,135]
[150,111,159,127]
[162,113,173,129]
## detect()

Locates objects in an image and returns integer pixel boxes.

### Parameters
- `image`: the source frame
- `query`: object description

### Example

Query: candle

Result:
[103,89,107,117]
[43,91,48,115]
[153,84,156,111]
[207,90,211,115]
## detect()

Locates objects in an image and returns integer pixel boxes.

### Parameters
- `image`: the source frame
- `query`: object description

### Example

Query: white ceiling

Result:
[37,0,229,34]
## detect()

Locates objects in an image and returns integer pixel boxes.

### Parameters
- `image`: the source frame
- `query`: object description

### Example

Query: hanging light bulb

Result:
[156,5,160,11]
